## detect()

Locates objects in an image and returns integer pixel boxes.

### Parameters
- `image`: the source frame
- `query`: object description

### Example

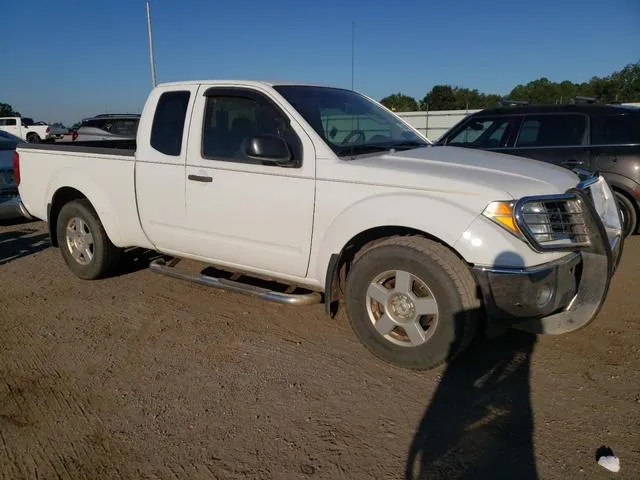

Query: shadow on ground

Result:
[0,228,50,266]
[116,247,167,276]
[405,324,538,479]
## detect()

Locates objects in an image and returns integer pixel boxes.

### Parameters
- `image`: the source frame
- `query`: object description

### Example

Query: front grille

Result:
[517,196,590,249]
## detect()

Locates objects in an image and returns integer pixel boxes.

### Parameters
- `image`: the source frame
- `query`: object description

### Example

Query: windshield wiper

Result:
[338,144,391,158]
[386,140,428,150]
[337,140,428,158]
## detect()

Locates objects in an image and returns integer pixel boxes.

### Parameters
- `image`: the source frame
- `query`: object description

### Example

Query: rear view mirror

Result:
[245,135,293,165]
[469,121,485,131]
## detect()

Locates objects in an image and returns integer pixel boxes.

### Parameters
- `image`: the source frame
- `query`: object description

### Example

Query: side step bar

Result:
[149,258,322,306]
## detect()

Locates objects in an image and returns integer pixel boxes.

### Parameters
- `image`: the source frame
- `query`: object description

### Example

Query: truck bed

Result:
[16,139,152,251]
[19,139,136,156]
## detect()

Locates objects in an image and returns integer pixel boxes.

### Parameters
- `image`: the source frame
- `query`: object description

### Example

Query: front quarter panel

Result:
[310,181,568,285]
[310,181,482,285]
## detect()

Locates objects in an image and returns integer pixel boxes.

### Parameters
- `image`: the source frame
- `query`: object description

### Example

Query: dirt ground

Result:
[0,219,638,480]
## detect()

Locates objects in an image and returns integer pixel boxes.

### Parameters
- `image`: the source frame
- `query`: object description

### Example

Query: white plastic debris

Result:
[597,455,620,473]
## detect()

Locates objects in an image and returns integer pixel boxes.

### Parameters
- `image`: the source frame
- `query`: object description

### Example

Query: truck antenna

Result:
[146,1,157,88]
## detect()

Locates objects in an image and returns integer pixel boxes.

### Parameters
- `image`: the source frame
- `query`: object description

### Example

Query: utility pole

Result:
[146,1,157,88]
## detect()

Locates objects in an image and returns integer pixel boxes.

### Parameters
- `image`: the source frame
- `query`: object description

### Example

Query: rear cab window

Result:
[150,91,191,156]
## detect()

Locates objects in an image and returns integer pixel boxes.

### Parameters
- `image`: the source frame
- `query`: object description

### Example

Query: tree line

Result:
[3,61,639,120]
[380,60,640,112]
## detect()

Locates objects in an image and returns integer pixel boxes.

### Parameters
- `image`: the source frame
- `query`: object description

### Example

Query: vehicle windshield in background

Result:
[444,117,511,148]
[21,117,35,127]
[273,85,428,157]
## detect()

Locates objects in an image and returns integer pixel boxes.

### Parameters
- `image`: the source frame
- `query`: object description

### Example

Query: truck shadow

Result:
[405,250,538,479]
[115,247,168,277]
[0,229,50,266]
[405,326,538,479]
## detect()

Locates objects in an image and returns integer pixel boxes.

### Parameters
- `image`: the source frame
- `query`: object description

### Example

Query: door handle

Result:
[188,174,213,183]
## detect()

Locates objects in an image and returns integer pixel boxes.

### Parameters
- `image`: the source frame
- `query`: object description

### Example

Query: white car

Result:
[14,80,623,370]
[0,130,30,219]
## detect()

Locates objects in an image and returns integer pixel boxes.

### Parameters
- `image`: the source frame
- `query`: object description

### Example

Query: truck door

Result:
[183,85,316,278]
[134,85,200,252]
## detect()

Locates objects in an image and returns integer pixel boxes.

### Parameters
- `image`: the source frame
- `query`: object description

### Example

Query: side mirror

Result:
[245,135,293,165]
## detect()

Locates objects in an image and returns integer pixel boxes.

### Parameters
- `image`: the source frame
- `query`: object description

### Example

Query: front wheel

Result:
[345,236,481,370]
[56,199,122,279]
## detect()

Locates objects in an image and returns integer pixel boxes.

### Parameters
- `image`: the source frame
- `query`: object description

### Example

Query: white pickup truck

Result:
[0,117,52,143]
[14,80,623,370]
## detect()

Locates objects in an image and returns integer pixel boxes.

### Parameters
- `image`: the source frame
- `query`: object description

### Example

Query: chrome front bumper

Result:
[473,175,623,336]
[0,195,33,221]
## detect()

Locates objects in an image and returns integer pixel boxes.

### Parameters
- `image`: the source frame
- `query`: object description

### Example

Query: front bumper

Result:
[473,177,623,335]
[0,195,33,221]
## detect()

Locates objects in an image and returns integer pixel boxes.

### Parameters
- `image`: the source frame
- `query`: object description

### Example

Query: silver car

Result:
[72,114,140,142]
[0,131,30,220]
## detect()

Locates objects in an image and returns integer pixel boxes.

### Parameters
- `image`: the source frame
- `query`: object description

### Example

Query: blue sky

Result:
[3,0,639,125]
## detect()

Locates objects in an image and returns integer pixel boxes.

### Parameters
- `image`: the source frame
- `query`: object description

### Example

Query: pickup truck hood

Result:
[338,145,580,200]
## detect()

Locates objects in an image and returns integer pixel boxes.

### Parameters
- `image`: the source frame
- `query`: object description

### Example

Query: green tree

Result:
[380,93,419,112]
[0,103,20,117]
[386,60,639,110]
[420,85,457,110]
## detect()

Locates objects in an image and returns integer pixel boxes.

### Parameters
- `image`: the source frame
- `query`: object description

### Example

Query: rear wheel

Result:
[26,133,41,143]
[614,191,636,237]
[56,199,122,279]
[345,236,481,370]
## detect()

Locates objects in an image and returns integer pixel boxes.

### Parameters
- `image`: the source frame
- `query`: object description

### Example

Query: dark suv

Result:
[437,103,640,236]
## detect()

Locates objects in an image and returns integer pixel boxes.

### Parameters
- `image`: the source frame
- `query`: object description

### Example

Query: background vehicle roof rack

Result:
[571,96,598,104]
[499,98,530,106]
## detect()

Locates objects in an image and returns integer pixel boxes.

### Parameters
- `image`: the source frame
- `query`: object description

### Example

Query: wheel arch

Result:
[323,225,467,317]
[600,171,640,234]
[47,183,122,248]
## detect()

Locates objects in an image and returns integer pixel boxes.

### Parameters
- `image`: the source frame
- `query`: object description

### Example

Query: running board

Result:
[149,258,322,306]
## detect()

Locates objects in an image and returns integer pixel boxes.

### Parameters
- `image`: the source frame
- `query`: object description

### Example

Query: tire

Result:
[614,191,636,238]
[56,199,122,279]
[345,235,481,370]
[26,133,41,144]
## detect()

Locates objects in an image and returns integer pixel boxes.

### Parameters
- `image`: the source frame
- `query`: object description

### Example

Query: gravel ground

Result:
[0,219,638,479]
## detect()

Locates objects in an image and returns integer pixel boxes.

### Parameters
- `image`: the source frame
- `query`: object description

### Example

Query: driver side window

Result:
[202,95,301,164]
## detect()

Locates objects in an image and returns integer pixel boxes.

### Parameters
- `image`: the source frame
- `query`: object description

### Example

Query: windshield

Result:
[273,85,429,157]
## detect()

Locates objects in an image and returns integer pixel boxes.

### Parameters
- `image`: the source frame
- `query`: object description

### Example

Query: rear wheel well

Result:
[325,226,469,317]
[48,187,87,247]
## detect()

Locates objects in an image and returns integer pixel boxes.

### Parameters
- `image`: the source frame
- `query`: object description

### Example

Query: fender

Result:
[310,192,481,286]
[46,167,125,247]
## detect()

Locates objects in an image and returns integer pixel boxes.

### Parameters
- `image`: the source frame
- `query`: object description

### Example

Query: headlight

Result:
[483,196,590,251]
[520,202,553,243]
[482,201,521,237]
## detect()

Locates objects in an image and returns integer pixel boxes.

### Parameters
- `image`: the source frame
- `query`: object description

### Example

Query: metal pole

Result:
[351,21,355,90]
[146,1,157,88]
